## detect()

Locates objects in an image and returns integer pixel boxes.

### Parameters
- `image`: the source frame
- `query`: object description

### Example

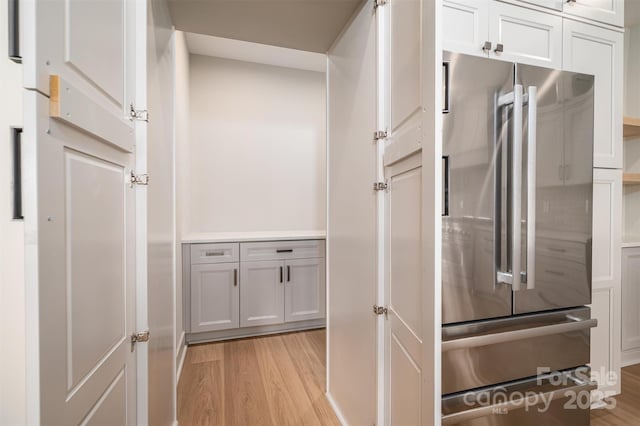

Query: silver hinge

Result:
[130,330,150,351]
[130,171,149,187]
[374,0,388,9]
[373,305,388,316]
[373,181,388,192]
[373,130,388,141]
[129,104,149,122]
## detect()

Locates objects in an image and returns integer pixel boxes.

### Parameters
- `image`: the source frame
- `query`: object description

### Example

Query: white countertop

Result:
[182,231,326,244]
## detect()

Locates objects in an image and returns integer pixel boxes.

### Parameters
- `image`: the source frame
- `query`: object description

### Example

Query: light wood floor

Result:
[591,364,640,425]
[177,329,340,426]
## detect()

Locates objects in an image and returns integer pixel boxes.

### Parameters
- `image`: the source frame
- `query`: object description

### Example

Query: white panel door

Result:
[191,263,239,332]
[22,0,138,424]
[240,260,285,327]
[488,1,562,68]
[563,0,624,27]
[621,248,640,365]
[385,153,423,426]
[284,258,326,322]
[443,0,490,57]
[590,168,622,396]
[327,2,378,424]
[563,19,623,169]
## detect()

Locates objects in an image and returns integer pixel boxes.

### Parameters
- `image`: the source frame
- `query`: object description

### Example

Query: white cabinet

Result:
[443,0,562,68]
[590,169,622,394]
[563,19,623,169]
[240,260,285,327]
[622,247,640,366]
[563,0,624,28]
[191,263,239,332]
[285,258,326,322]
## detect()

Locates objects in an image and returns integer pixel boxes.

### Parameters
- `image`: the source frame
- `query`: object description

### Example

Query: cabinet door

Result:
[240,260,284,327]
[622,248,640,357]
[284,258,326,322]
[563,0,624,28]
[443,0,490,57]
[563,19,623,169]
[191,263,239,332]
[489,1,562,68]
[590,169,622,395]
[511,0,563,11]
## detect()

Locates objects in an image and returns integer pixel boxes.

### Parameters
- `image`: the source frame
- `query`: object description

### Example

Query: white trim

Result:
[176,332,187,383]
[326,391,348,426]
[325,54,331,395]
[622,348,640,367]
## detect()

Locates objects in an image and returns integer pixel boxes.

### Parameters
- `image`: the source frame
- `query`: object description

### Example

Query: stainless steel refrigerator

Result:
[441,52,598,425]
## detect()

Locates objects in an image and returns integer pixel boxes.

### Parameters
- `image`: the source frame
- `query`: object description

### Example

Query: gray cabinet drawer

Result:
[240,240,325,261]
[191,243,239,264]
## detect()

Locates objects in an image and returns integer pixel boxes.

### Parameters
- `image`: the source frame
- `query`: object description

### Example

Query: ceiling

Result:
[627,0,640,26]
[167,0,363,53]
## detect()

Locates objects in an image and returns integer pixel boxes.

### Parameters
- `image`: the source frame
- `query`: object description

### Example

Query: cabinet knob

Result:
[482,41,492,53]
[566,0,577,4]
[494,43,504,54]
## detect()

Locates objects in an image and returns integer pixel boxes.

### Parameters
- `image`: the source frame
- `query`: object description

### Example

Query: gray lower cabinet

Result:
[285,258,325,322]
[185,238,326,342]
[191,262,239,332]
[240,260,285,327]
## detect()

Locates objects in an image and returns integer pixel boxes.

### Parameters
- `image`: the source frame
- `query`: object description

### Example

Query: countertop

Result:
[182,231,326,244]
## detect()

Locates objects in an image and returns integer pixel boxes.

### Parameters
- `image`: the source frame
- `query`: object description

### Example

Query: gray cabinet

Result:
[191,262,239,332]
[184,238,326,343]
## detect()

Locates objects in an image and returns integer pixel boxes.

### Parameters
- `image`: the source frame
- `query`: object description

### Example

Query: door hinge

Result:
[131,330,150,351]
[129,104,149,122]
[130,171,149,187]
[374,0,388,9]
[373,305,388,316]
[373,130,388,141]
[373,181,388,192]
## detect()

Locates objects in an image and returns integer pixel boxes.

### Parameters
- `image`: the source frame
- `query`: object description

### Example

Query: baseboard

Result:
[186,319,325,344]
[176,332,187,383]
[622,348,640,367]
[326,391,348,426]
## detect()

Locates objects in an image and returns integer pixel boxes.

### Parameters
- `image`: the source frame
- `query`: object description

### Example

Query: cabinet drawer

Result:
[190,243,239,264]
[240,240,325,261]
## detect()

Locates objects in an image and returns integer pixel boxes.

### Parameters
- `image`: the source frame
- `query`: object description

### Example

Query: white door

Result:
[284,258,326,322]
[442,0,489,57]
[22,0,138,423]
[488,1,562,68]
[385,153,423,426]
[563,0,624,27]
[191,263,240,332]
[240,260,285,327]
[563,19,623,169]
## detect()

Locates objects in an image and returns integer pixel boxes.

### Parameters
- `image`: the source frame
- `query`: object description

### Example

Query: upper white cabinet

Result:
[563,19,623,169]
[563,0,624,28]
[443,0,562,68]
[507,0,624,27]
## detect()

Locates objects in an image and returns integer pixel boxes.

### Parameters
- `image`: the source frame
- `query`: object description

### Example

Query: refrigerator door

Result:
[514,64,594,314]
[442,52,514,324]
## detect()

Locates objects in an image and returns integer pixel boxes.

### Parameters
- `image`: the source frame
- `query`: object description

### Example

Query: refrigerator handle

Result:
[526,86,537,290]
[511,85,523,292]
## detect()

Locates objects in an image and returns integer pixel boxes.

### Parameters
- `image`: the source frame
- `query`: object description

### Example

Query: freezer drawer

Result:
[442,307,595,395]
[442,369,596,425]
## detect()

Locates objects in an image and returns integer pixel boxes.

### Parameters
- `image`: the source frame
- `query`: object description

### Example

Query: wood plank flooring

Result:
[178,329,340,426]
[591,364,640,425]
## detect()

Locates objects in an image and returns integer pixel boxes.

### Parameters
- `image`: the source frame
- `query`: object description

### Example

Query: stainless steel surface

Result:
[442,368,595,425]
[442,52,594,325]
[526,86,537,290]
[514,64,594,314]
[442,52,514,324]
[442,307,592,394]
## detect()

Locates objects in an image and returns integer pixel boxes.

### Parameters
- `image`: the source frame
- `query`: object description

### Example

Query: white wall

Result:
[185,55,327,235]
[174,30,189,374]
[0,4,26,425]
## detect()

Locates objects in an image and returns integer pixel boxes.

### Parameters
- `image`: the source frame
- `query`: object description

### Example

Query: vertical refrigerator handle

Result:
[511,85,523,292]
[526,86,537,290]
